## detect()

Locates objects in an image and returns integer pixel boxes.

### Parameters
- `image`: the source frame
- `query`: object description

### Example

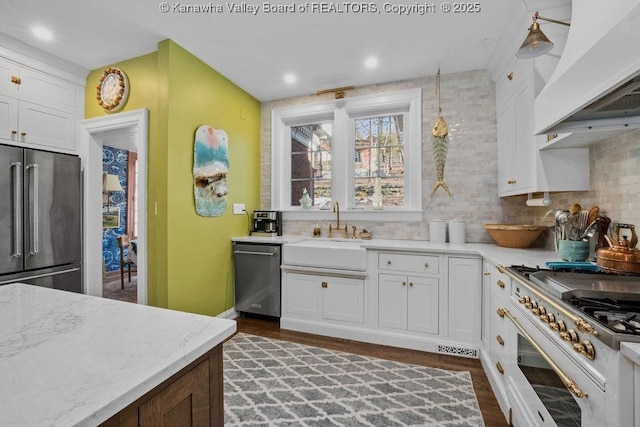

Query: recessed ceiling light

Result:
[284,73,296,84]
[365,57,378,69]
[32,26,53,41]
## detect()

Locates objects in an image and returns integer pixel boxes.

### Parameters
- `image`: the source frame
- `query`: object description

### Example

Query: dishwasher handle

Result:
[234,250,276,256]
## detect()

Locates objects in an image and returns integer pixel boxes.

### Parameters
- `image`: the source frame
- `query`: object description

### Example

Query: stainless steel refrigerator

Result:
[0,144,82,292]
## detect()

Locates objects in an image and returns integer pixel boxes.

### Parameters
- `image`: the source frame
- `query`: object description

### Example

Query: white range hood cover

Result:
[535,0,640,134]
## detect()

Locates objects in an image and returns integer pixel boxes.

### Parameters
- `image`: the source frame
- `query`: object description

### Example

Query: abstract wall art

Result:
[193,124,229,216]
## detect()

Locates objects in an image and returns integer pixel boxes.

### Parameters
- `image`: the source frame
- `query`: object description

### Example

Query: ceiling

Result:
[1,0,535,101]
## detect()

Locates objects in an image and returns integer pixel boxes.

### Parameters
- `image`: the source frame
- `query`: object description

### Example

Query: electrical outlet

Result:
[233,203,245,215]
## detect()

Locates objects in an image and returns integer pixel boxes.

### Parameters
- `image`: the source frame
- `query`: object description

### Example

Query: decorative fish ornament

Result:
[431,68,452,197]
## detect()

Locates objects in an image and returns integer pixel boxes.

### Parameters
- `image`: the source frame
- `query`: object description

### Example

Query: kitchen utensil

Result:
[596,223,640,273]
[558,240,591,262]
[587,205,600,225]
[579,220,598,241]
[483,224,547,248]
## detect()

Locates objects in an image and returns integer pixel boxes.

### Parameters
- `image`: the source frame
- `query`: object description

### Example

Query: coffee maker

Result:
[252,211,282,236]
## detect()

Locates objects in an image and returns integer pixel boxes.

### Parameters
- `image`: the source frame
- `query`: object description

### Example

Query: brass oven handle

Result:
[498,265,599,337]
[499,307,588,399]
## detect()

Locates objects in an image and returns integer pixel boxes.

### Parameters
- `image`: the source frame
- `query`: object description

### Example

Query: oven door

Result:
[503,301,605,427]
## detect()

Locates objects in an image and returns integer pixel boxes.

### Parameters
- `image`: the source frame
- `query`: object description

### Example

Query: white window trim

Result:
[271,88,423,222]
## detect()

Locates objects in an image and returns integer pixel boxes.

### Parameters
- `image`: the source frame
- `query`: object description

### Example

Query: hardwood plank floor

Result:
[235,315,509,427]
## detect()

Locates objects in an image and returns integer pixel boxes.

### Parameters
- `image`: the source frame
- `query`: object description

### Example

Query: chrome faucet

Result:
[333,202,340,229]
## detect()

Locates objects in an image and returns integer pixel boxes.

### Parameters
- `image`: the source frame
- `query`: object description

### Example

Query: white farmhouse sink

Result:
[283,238,366,271]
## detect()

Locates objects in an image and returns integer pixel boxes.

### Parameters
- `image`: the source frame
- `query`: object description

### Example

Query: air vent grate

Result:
[437,344,478,358]
[597,92,640,113]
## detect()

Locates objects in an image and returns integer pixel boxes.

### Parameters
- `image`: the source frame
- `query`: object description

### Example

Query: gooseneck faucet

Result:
[333,201,340,229]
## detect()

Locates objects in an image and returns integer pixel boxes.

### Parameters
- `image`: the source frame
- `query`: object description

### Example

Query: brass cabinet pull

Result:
[402,281,406,286]
[409,282,414,287]
[387,260,392,265]
[507,179,516,184]
[20,132,27,137]
[496,280,505,289]
[496,307,506,318]
[500,307,588,399]
[424,262,429,268]
[496,335,504,346]
[11,75,21,84]
[507,72,514,81]
[496,362,504,375]
[484,271,490,276]
[573,340,596,360]
[321,281,328,288]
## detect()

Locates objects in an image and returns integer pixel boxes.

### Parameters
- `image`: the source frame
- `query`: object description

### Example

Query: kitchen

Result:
[1,0,640,425]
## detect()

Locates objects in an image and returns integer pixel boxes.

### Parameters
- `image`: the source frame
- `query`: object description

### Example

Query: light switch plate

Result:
[233,203,245,215]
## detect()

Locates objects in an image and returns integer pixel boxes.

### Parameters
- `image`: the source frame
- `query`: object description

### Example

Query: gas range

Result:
[507,265,640,348]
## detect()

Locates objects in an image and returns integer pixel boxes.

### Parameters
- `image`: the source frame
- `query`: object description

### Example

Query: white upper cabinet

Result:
[496,53,590,197]
[0,55,83,154]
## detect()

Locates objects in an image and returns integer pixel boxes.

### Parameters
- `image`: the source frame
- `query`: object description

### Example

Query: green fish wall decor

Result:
[431,68,452,197]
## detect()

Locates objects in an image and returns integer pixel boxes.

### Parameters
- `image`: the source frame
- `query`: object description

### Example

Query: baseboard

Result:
[281,317,480,359]
[217,307,239,320]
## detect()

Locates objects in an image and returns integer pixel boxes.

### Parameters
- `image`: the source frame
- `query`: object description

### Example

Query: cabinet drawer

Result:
[378,253,439,274]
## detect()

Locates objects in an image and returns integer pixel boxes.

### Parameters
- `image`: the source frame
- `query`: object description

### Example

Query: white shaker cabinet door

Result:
[0,95,18,142]
[378,273,408,330]
[284,272,322,319]
[18,101,75,152]
[407,275,439,335]
[448,257,482,343]
[322,276,364,324]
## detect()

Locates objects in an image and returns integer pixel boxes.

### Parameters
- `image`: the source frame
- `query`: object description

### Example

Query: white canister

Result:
[429,220,447,243]
[448,220,466,244]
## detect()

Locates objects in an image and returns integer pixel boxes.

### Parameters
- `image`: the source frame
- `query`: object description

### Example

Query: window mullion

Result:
[333,107,349,208]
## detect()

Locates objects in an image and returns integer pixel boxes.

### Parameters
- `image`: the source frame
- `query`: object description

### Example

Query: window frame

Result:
[271,88,422,222]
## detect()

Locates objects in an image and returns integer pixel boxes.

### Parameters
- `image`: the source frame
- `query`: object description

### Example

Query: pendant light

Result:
[516,12,570,59]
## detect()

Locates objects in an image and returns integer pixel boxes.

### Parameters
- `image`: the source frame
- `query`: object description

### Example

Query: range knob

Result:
[573,340,596,360]
[540,313,555,324]
[560,329,579,343]
[532,305,546,316]
[550,319,567,333]
[518,296,531,305]
[525,301,538,310]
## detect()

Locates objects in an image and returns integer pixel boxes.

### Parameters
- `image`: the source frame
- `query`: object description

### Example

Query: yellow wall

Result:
[85,40,261,316]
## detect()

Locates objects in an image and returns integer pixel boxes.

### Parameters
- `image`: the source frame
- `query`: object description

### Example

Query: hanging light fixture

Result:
[516,11,570,59]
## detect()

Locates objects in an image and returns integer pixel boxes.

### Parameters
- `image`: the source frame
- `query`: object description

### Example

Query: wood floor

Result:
[235,315,509,427]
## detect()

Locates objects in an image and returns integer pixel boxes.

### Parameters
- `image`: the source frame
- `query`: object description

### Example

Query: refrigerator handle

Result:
[26,163,39,256]
[11,162,22,258]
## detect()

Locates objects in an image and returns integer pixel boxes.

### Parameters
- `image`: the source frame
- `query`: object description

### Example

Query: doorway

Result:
[81,109,148,304]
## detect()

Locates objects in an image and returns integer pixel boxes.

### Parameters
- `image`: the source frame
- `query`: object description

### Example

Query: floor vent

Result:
[437,344,478,358]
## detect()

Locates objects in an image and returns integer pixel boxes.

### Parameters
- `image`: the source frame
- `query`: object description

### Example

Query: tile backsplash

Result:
[260,70,640,246]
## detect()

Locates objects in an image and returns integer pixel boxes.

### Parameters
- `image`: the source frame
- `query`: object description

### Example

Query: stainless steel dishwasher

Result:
[233,242,282,317]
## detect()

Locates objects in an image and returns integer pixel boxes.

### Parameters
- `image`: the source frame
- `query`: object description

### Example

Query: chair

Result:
[117,235,136,289]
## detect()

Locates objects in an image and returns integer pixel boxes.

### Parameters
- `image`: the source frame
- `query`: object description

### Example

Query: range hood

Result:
[535,0,640,134]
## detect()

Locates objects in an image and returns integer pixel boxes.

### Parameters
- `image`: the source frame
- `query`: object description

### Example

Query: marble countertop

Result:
[0,284,236,427]
[232,235,564,267]
[621,342,640,366]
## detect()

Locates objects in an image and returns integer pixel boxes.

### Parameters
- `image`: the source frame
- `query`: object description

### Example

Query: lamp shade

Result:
[103,174,124,193]
[516,21,554,59]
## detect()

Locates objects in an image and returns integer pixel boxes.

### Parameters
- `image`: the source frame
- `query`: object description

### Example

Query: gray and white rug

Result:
[224,333,484,427]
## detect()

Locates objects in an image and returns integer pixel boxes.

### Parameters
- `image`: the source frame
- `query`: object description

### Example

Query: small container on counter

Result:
[448,220,466,244]
[429,220,447,243]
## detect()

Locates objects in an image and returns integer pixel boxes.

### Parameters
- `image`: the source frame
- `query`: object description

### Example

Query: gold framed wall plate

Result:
[96,67,129,112]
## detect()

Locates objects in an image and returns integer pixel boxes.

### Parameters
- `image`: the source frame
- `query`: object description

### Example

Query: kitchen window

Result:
[271,89,422,221]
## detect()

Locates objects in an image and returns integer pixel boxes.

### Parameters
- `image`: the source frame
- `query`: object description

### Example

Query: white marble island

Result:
[0,283,236,427]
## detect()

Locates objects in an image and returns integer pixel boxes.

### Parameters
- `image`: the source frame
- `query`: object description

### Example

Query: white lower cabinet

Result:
[447,257,482,343]
[284,272,364,324]
[378,273,438,334]
[281,250,482,358]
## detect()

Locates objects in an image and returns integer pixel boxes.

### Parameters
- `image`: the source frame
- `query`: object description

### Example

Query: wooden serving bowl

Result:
[483,224,547,248]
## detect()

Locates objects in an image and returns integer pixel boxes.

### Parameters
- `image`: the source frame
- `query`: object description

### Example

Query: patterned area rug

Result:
[224,333,484,427]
